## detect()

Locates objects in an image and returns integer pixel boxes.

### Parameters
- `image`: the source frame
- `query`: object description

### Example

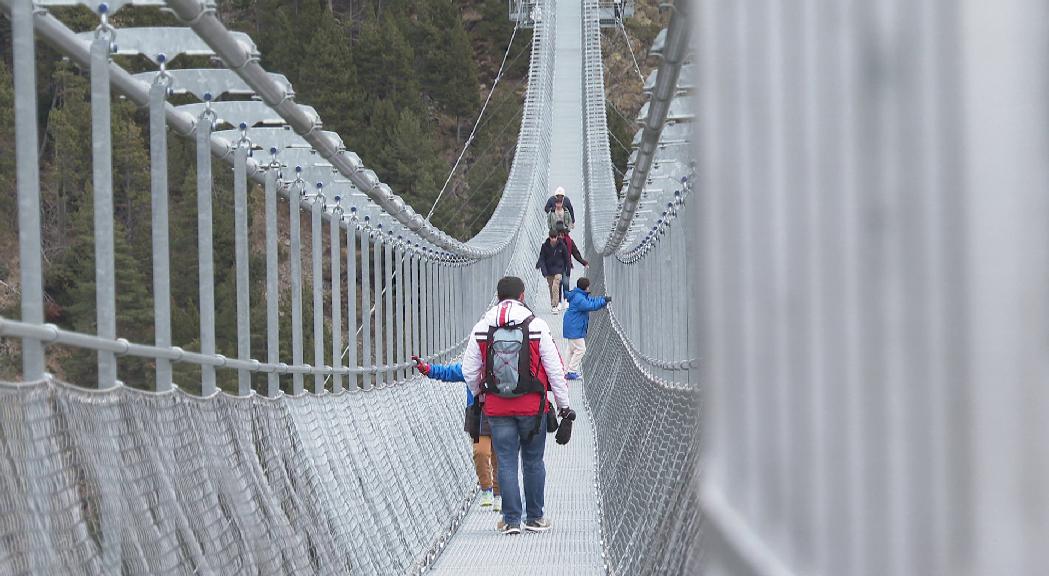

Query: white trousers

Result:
[565,338,587,373]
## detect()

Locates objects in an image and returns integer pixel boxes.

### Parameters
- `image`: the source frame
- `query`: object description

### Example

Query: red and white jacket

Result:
[461,299,570,417]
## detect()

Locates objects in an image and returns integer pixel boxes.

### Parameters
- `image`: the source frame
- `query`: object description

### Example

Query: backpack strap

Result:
[482,324,499,393]
[517,315,535,389]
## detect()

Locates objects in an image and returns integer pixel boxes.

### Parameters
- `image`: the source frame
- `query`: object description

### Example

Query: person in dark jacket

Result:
[557,227,588,308]
[536,231,570,312]
[544,186,576,221]
[562,278,610,380]
[413,357,501,511]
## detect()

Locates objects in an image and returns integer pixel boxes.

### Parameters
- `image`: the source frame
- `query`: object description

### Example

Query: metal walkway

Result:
[430,309,604,575]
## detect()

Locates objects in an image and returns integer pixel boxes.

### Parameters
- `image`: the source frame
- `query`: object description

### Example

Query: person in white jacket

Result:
[461,276,573,535]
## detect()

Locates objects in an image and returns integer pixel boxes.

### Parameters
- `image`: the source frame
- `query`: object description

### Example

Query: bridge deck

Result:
[430,310,604,575]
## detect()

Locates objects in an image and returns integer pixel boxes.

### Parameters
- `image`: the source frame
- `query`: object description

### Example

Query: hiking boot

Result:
[524,518,552,533]
[493,495,502,512]
[496,520,521,535]
[480,489,494,508]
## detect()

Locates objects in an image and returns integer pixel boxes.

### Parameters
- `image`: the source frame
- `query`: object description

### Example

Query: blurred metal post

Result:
[195,105,216,395]
[311,187,324,394]
[289,176,304,395]
[91,32,118,388]
[373,228,384,386]
[360,226,372,389]
[148,75,172,391]
[384,233,394,383]
[406,248,416,369]
[330,205,342,392]
[346,214,358,389]
[420,255,429,358]
[264,161,279,397]
[395,240,405,382]
[233,133,251,395]
[12,0,44,381]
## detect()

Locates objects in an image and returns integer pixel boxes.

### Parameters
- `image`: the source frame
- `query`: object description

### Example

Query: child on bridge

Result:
[413,357,501,512]
[562,277,611,380]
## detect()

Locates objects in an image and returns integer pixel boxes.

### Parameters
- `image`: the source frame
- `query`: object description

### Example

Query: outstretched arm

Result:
[427,362,465,382]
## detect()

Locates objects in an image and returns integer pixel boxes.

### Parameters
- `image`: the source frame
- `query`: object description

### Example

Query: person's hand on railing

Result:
[411,355,430,376]
[604,295,612,304]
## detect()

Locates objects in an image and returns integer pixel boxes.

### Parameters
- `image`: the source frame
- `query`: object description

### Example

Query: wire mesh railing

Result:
[576,1,702,573]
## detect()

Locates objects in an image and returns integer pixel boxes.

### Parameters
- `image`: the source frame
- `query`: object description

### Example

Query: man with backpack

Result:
[461,276,574,535]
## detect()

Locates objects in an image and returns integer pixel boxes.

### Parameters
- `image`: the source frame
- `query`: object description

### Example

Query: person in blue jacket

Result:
[562,277,611,380]
[413,357,500,511]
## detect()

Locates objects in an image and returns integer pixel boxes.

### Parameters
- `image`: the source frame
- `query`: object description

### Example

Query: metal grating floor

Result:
[429,310,605,576]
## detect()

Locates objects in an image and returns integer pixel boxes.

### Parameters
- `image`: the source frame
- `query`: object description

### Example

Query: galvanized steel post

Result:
[395,239,405,382]
[360,225,372,389]
[373,228,384,386]
[289,175,304,395]
[346,213,358,389]
[195,105,216,395]
[264,159,279,397]
[234,132,251,395]
[384,233,394,383]
[91,32,118,388]
[148,76,173,391]
[12,0,44,381]
[330,204,342,393]
[311,186,324,394]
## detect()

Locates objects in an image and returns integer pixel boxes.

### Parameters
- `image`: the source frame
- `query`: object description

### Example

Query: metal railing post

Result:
[373,228,384,386]
[12,0,44,382]
[419,252,427,358]
[330,203,343,392]
[148,75,172,391]
[346,213,358,389]
[195,105,216,394]
[406,248,416,372]
[289,175,304,395]
[395,239,406,382]
[384,232,394,383]
[311,186,325,394]
[360,224,372,389]
[233,130,251,395]
[265,158,279,397]
[91,31,118,389]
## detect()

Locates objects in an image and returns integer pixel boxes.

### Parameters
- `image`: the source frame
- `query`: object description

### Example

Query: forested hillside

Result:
[0,0,661,387]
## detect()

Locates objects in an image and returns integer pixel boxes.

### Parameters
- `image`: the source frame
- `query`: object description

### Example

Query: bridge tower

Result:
[509,0,633,28]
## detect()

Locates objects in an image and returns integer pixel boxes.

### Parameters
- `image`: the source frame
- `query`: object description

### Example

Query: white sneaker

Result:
[493,495,502,512]
[551,306,559,314]
[480,489,494,508]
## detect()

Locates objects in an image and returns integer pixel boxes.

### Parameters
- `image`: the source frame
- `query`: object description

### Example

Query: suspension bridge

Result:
[7,0,1046,573]
[0,0,699,573]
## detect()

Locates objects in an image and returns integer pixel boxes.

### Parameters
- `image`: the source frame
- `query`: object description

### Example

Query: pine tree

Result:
[418,0,480,140]
[354,14,421,114]
[296,15,360,140]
